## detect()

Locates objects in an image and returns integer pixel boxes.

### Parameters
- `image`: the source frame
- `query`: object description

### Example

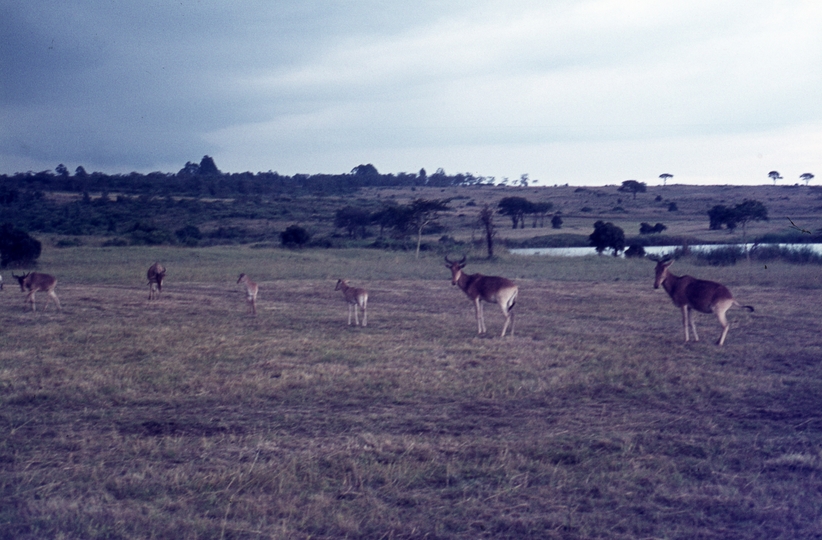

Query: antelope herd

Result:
[1,256,754,345]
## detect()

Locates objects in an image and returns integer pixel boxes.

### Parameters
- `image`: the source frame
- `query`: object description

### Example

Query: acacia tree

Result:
[335,206,371,238]
[498,197,532,228]
[408,199,449,259]
[618,180,647,200]
[733,199,768,252]
[800,173,814,186]
[768,170,782,185]
[529,201,554,227]
[659,173,673,186]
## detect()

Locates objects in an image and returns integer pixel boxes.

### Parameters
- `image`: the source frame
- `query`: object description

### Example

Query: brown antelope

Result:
[237,273,259,316]
[147,262,166,300]
[445,255,518,337]
[651,256,754,346]
[335,279,368,326]
[12,272,61,312]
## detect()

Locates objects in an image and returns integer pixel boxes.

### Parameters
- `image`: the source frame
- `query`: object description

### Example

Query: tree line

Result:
[1,157,496,198]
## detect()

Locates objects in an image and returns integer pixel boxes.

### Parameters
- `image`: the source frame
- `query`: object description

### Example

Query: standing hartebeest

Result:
[445,255,518,337]
[12,272,61,312]
[335,279,368,326]
[147,262,166,300]
[237,273,259,316]
[651,256,754,346]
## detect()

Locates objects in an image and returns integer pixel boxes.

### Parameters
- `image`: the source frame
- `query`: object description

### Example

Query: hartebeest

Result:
[651,256,754,346]
[335,279,368,326]
[445,255,518,337]
[147,262,166,300]
[237,273,259,316]
[12,272,61,312]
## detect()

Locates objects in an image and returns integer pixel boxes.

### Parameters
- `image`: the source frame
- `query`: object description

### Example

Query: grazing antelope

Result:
[651,256,754,346]
[237,273,259,316]
[12,272,61,312]
[335,279,368,326]
[445,255,518,337]
[147,262,166,300]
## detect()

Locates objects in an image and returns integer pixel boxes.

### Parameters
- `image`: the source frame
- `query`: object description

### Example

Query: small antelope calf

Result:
[147,262,166,300]
[335,279,368,326]
[652,256,754,346]
[445,255,518,337]
[12,272,61,312]
[237,273,259,316]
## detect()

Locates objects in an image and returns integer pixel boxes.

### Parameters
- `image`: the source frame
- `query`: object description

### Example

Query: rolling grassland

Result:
[1,246,821,539]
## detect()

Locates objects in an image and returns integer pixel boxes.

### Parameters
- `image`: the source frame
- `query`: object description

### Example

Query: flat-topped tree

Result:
[618,180,646,200]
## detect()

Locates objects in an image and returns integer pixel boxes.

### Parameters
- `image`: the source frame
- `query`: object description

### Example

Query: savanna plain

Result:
[2,242,822,539]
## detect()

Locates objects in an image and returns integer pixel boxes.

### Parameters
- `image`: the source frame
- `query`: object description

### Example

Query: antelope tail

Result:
[734,301,755,312]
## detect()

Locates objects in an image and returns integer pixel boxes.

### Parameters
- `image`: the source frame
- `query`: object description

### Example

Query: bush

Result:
[175,225,202,246]
[625,244,646,258]
[0,224,42,267]
[280,225,310,248]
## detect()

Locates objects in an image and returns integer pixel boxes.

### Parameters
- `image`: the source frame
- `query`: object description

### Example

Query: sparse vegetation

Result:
[1,247,821,539]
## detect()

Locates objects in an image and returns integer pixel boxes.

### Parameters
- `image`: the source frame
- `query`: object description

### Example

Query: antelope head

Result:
[12,272,30,291]
[444,255,467,286]
[649,255,674,289]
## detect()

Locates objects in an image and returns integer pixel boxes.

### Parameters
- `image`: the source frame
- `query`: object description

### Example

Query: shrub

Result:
[625,244,646,258]
[0,224,41,267]
[280,225,310,247]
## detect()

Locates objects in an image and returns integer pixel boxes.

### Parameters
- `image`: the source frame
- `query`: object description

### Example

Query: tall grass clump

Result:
[692,245,822,266]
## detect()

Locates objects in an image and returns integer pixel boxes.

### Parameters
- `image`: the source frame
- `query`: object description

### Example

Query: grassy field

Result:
[1,245,821,539]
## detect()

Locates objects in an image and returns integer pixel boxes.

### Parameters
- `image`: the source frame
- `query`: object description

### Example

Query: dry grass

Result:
[1,246,821,539]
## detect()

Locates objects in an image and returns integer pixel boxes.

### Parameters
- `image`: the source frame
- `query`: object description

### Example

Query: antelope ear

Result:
[459,263,466,269]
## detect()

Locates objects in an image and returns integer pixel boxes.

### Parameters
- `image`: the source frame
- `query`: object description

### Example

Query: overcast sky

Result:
[2,1,820,185]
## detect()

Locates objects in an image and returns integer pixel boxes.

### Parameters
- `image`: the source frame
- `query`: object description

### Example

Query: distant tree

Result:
[768,170,782,185]
[589,221,625,257]
[639,222,667,234]
[517,173,530,187]
[659,173,673,186]
[498,196,532,229]
[280,224,310,248]
[528,201,554,227]
[800,172,814,186]
[419,168,427,181]
[335,206,372,238]
[551,214,563,229]
[732,199,768,246]
[199,156,221,176]
[351,164,379,177]
[708,205,735,231]
[372,205,411,238]
[74,165,88,178]
[55,164,69,178]
[408,199,449,259]
[478,204,496,259]
[618,180,647,200]
[0,224,42,267]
